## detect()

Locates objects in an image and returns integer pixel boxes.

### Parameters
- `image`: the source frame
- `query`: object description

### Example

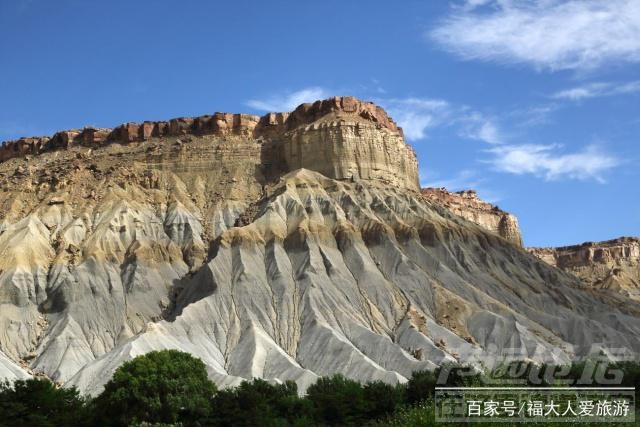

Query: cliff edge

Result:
[1,96,638,396]
[422,187,524,246]
[529,237,640,301]
[0,96,419,191]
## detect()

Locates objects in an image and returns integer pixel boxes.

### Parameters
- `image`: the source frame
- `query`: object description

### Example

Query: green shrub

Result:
[306,374,367,426]
[207,378,310,427]
[406,370,437,405]
[363,380,405,420]
[92,350,217,426]
[0,378,89,427]
[367,401,436,427]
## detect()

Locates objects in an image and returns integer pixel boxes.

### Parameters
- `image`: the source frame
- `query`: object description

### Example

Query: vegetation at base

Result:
[0,351,638,426]
[204,378,311,427]
[92,349,217,426]
[0,378,89,427]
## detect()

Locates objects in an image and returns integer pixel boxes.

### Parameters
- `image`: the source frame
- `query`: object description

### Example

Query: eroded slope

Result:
[530,238,640,302]
[69,170,640,395]
[0,97,638,396]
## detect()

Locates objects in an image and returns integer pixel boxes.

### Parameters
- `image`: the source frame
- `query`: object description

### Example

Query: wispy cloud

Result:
[508,104,560,127]
[430,0,640,71]
[457,111,502,144]
[459,0,493,10]
[379,98,450,141]
[247,90,454,141]
[245,88,619,184]
[552,80,640,101]
[247,88,502,144]
[474,121,501,145]
[486,144,619,182]
[379,98,503,144]
[246,87,330,112]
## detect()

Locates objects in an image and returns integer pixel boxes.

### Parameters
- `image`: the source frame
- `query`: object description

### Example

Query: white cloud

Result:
[552,83,609,101]
[465,0,492,8]
[487,144,619,182]
[247,87,330,112]
[245,89,618,183]
[247,90,501,144]
[430,0,640,71]
[247,91,453,141]
[379,98,450,141]
[475,121,501,145]
[508,104,559,127]
[379,98,503,143]
[457,112,503,144]
[552,80,640,100]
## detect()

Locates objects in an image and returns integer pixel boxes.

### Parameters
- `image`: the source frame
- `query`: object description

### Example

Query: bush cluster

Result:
[1,350,638,426]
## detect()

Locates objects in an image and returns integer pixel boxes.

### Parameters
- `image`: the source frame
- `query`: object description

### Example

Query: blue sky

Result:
[1,0,638,247]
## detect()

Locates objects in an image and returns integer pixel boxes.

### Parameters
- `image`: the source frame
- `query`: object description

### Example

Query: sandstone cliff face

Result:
[0,96,418,191]
[261,97,418,190]
[282,121,418,191]
[0,98,639,396]
[422,188,523,246]
[529,237,640,302]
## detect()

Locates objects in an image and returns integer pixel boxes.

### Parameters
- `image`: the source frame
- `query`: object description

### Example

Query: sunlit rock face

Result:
[529,237,640,302]
[421,187,524,246]
[281,121,419,191]
[0,96,419,191]
[0,97,638,396]
[276,97,419,191]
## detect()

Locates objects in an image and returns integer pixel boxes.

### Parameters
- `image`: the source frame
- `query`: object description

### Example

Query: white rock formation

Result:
[0,98,637,397]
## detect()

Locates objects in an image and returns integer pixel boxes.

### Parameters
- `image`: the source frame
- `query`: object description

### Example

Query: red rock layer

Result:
[0,96,403,163]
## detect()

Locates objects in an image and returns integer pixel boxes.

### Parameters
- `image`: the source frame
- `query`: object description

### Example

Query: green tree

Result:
[434,363,483,387]
[305,374,366,426]
[612,361,640,388]
[0,378,89,427]
[93,350,216,426]
[207,378,311,426]
[406,370,437,405]
[363,380,404,420]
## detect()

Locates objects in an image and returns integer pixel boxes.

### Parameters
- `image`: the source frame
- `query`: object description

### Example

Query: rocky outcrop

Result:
[258,97,418,189]
[421,188,523,246]
[283,96,403,135]
[529,237,640,302]
[280,121,418,191]
[65,170,640,396]
[0,96,418,190]
[0,97,639,397]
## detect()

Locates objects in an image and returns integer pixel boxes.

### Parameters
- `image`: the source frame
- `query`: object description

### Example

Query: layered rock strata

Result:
[529,237,640,302]
[0,97,638,397]
[422,187,523,246]
[0,96,418,191]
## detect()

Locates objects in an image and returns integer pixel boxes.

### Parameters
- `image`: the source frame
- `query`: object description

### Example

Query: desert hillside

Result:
[0,97,638,395]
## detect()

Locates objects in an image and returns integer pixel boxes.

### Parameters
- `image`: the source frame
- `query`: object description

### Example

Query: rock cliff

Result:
[0,97,638,396]
[422,187,523,246]
[0,96,419,191]
[529,237,640,302]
